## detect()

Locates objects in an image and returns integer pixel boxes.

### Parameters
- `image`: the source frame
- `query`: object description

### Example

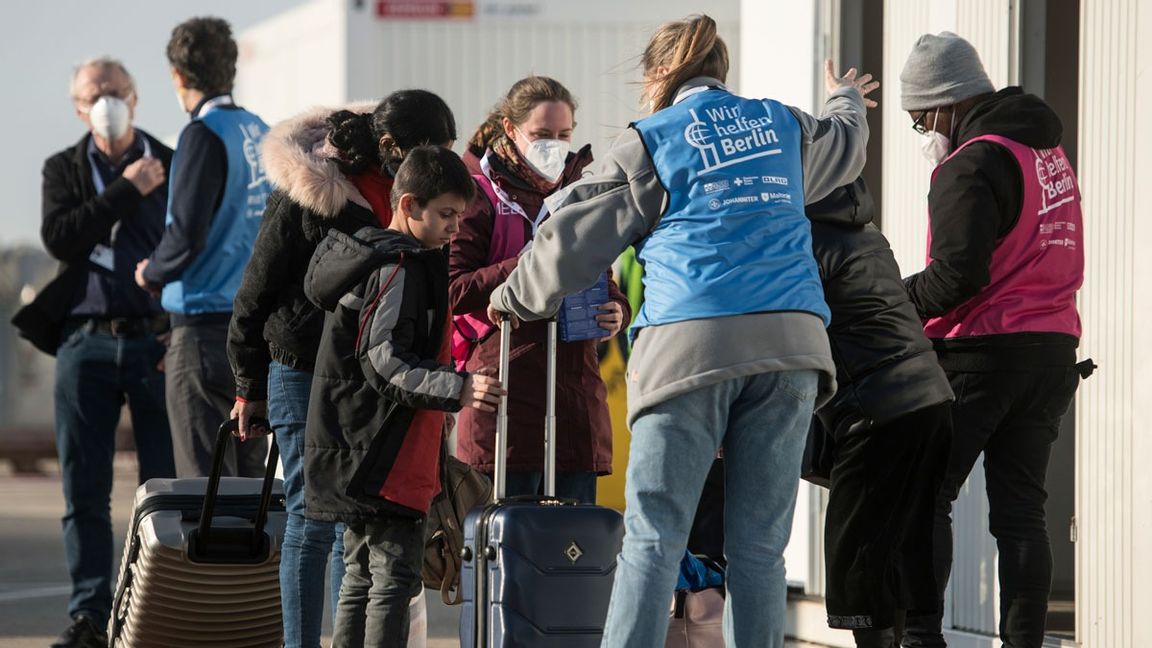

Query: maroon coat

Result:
[449,146,628,475]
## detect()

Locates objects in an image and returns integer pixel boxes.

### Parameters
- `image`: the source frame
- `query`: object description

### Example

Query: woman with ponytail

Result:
[449,76,630,504]
[227,89,456,648]
[486,15,878,646]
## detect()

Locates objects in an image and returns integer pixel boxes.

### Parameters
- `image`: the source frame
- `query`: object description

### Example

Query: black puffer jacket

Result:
[809,179,953,431]
[228,103,380,400]
[303,227,465,522]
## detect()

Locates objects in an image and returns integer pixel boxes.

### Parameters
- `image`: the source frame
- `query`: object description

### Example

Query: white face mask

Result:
[88,96,131,142]
[516,127,570,183]
[919,107,953,167]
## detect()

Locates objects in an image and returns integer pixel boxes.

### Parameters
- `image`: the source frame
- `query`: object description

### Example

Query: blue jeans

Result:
[503,471,598,504]
[601,370,819,648]
[269,361,345,648]
[53,322,175,626]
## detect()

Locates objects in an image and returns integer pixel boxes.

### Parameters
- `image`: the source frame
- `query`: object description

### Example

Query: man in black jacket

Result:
[13,58,175,648]
[899,33,1090,648]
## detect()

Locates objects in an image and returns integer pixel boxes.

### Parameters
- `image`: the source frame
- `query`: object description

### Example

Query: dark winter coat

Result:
[903,87,1078,364]
[450,146,628,475]
[303,227,464,521]
[13,131,173,355]
[227,104,381,400]
[808,179,953,431]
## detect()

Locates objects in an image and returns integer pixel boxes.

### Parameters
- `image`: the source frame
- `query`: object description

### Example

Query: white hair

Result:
[70,57,135,99]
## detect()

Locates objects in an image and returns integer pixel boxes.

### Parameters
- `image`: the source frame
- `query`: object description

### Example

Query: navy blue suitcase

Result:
[459,318,624,647]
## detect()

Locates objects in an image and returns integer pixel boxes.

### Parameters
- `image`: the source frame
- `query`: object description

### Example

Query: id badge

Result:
[89,244,115,271]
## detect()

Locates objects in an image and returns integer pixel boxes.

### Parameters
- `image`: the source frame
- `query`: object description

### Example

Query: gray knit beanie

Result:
[901,32,995,111]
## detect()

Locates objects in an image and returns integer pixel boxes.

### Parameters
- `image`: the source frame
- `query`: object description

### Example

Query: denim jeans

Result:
[53,322,175,626]
[601,369,819,648]
[501,471,598,504]
[333,516,426,648]
[903,367,1081,648]
[268,361,345,648]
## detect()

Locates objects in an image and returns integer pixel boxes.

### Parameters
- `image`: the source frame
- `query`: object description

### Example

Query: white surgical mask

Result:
[88,96,131,142]
[919,107,953,167]
[516,127,570,183]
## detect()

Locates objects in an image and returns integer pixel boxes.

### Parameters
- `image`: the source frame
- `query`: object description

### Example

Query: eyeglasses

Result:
[74,88,134,112]
[911,111,930,135]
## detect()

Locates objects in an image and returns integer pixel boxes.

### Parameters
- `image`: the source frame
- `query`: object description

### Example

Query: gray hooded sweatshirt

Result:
[490,78,870,425]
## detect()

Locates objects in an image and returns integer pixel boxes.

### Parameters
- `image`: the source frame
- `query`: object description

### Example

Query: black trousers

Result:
[824,403,951,634]
[165,322,267,478]
[903,366,1081,648]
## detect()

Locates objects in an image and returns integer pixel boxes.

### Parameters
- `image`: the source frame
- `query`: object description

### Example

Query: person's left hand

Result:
[135,259,161,297]
[596,302,625,339]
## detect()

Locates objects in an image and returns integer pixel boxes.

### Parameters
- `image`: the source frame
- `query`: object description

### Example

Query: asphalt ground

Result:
[0,454,821,647]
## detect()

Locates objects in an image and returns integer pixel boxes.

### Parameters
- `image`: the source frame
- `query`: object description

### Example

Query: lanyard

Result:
[479,152,551,235]
[195,94,235,118]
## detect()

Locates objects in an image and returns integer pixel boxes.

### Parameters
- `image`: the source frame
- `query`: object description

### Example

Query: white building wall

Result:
[343,0,739,158]
[235,0,348,125]
[1076,4,1152,646]
[240,0,738,157]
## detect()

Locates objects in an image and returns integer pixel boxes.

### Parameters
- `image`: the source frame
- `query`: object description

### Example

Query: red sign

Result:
[376,0,474,18]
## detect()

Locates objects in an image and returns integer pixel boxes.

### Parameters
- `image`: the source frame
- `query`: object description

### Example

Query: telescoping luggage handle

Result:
[492,314,558,501]
[197,419,280,556]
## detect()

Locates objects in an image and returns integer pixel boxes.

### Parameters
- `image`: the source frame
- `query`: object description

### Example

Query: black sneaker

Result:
[51,615,108,648]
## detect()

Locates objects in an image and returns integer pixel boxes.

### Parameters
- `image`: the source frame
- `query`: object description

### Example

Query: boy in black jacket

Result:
[302,146,504,647]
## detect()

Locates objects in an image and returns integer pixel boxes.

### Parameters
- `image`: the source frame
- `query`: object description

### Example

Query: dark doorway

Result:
[838,0,884,226]
[1021,0,1080,641]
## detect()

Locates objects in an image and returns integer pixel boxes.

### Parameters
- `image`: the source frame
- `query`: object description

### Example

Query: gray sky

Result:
[0,0,309,247]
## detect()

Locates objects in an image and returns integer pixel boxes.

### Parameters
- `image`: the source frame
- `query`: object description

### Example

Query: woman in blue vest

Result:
[487,14,878,646]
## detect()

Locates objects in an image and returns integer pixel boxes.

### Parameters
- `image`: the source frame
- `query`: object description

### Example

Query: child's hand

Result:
[596,302,625,339]
[461,372,506,412]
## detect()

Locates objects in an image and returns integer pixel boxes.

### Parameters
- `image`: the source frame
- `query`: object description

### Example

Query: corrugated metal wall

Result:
[346,17,740,159]
[1076,3,1146,646]
[880,0,933,277]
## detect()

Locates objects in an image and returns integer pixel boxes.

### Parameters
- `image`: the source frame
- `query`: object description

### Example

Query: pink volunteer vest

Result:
[449,172,530,368]
[923,134,1084,339]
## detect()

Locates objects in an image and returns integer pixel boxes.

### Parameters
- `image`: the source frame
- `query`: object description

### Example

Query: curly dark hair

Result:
[326,89,457,175]
[167,16,237,95]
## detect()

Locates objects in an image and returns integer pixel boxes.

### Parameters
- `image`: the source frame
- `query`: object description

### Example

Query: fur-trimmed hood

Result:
[261,102,376,218]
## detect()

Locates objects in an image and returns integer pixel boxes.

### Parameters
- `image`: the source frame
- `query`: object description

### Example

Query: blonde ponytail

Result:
[642,15,730,112]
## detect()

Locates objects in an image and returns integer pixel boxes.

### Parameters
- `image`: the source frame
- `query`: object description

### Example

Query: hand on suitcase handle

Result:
[487,304,519,329]
[228,398,271,441]
[461,370,506,413]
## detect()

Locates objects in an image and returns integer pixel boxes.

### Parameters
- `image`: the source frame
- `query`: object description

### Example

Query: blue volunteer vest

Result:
[631,88,830,332]
[161,104,270,314]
